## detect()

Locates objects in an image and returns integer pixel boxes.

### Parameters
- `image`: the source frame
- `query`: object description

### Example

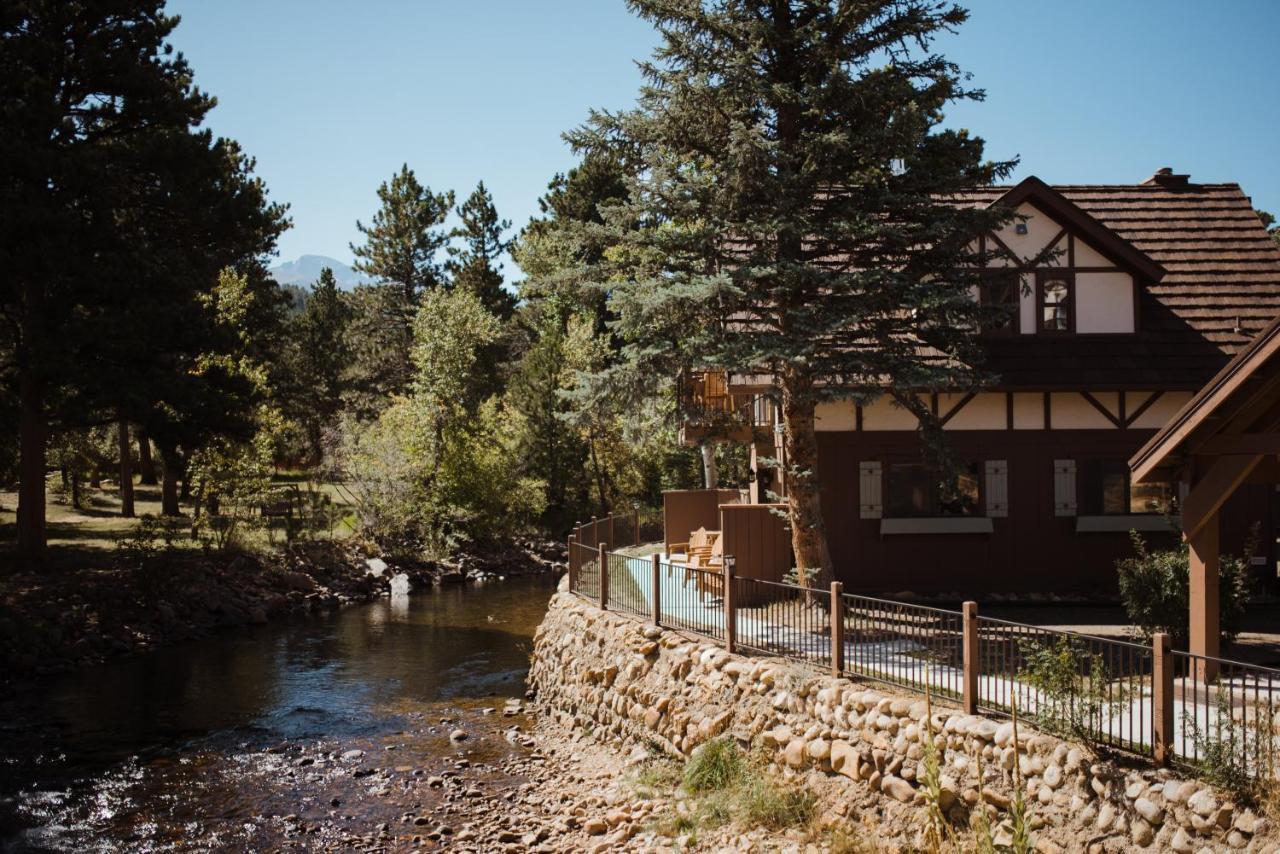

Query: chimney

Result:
[1143,166,1190,188]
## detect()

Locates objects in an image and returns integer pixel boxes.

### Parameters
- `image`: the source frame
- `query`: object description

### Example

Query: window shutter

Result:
[859,461,882,519]
[984,460,1009,518]
[1053,459,1077,516]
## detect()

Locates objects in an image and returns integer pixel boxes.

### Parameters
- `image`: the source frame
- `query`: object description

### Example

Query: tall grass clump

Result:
[683,736,745,793]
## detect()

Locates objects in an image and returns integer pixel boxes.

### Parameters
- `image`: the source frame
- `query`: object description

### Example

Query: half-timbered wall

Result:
[978,202,1138,336]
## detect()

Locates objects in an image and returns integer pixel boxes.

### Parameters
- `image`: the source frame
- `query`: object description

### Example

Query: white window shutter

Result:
[1054,459,1077,516]
[859,461,882,519]
[985,460,1008,518]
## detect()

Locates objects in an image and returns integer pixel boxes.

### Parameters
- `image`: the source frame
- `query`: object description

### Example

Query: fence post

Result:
[830,581,844,678]
[633,506,641,547]
[962,601,979,715]
[1153,632,1173,766]
[724,556,736,654]
[598,542,609,611]
[608,515,616,550]
[651,552,662,626]
[568,533,577,592]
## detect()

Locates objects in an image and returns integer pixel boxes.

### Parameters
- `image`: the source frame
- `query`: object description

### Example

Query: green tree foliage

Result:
[1116,529,1254,646]
[346,165,455,405]
[338,289,543,555]
[283,268,353,462]
[1257,209,1280,248]
[0,1,287,557]
[566,0,1016,582]
[449,181,516,320]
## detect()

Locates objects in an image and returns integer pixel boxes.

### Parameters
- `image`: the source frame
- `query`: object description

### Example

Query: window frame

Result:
[1077,457,1174,517]
[1036,270,1076,336]
[883,457,984,519]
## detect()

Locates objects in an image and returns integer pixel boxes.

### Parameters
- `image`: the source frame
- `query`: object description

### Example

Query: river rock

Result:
[1187,788,1217,817]
[1134,797,1164,825]
[880,775,915,803]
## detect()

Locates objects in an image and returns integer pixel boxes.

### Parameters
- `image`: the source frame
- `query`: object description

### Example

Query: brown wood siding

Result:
[663,489,742,554]
[720,503,792,604]
[816,431,1271,595]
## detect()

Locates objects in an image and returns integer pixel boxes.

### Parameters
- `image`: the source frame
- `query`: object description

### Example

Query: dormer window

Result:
[1037,272,1074,334]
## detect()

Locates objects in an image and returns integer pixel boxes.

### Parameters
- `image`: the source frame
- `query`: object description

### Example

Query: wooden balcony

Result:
[678,370,775,445]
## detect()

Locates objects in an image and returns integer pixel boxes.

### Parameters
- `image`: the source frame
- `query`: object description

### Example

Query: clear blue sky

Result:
[167,0,1280,276]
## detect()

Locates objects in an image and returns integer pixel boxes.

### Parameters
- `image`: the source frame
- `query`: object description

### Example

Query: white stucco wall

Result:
[1075,271,1135,334]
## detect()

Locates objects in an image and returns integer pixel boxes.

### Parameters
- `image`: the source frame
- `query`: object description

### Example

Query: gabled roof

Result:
[992,176,1166,282]
[1130,313,1280,484]
[953,173,1280,388]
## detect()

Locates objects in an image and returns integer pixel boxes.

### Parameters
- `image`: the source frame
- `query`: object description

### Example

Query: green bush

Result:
[1116,527,1254,646]
[683,736,744,793]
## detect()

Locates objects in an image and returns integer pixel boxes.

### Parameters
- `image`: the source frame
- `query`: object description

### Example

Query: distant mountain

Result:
[268,255,370,289]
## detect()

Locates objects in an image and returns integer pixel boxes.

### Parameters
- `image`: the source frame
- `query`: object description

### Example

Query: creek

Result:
[0,574,559,851]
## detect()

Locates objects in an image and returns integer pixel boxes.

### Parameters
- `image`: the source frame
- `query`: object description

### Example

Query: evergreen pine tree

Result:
[346,166,454,403]
[449,181,516,320]
[570,0,1016,583]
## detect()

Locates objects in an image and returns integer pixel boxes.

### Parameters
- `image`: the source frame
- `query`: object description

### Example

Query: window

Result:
[1079,459,1175,515]
[1037,272,1073,334]
[885,460,981,517]
[979,273,1020,335]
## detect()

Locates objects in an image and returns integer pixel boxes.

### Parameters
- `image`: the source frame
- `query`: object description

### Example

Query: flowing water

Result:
[0,575,559,851]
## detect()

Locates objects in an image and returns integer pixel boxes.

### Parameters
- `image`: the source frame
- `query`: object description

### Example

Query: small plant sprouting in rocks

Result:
[919,686,957,852]
[969,739,997,854]
[1182,682,1280,809]
[1007,695,1032,854]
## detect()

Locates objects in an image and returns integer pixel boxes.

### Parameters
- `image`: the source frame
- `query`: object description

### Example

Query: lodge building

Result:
[689,170,1280,596]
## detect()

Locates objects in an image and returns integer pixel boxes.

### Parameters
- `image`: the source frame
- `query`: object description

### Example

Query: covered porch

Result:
[1131,315,1280,679]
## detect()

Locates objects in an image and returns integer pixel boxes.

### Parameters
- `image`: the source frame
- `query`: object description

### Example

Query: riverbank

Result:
[0,537,562,684]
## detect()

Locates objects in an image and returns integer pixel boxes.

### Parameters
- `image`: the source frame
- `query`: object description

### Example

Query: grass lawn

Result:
[0,470,357,557]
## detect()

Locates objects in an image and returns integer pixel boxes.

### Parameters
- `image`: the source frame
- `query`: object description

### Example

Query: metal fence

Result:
[1170,650,1280,779]
[565,544,1280,777]
[976,616,1154,757]
[735,577,831,671]
[843,594,966,703]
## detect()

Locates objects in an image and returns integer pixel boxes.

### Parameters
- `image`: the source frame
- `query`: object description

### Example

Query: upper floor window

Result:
[978,273,1020,335]
[1080,459,1175,515]
[886,460,981,517]
[1038,272,1074,334]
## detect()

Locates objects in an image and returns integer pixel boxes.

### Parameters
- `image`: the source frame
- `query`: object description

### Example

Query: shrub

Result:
[1020,634,1127,750]
[1117,526,1255,646]
[737,776,815,830]
[683,736,744,793]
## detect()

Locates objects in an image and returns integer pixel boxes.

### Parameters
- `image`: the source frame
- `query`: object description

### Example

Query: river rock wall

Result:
[529,588,1277,853]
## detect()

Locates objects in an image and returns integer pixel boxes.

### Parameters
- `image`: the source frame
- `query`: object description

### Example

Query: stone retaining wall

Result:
[529,588,1278,853]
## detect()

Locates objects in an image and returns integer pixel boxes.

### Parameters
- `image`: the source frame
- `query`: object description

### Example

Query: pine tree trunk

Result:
[158,444,181,516]
[701,442,718,489]
[118,419,134,518]
[16,370,47,561]
[137,430,157,485]
[779,369,833,588]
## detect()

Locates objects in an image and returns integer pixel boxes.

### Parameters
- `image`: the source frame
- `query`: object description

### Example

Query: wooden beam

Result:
[939,392,977,426]
[1123,390,1164,429]
[1079,391,1122,428]
[1181,454,1263,538]
[1188,518,1220,682]
[1195,434,1280,455]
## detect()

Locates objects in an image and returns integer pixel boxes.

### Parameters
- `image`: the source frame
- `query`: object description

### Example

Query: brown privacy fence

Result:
[567,545,1280,780]
[662,489,742,555]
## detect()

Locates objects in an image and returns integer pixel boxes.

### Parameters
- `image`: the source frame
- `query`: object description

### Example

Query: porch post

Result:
[962,601,979,715]
[1188,513,1220,683]
[598,542,609,611]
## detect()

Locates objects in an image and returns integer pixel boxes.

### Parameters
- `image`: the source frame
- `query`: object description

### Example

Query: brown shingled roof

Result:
[957,176,1280,389]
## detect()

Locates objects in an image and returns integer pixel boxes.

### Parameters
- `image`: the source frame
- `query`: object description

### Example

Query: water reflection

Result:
[0,575,558,829]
